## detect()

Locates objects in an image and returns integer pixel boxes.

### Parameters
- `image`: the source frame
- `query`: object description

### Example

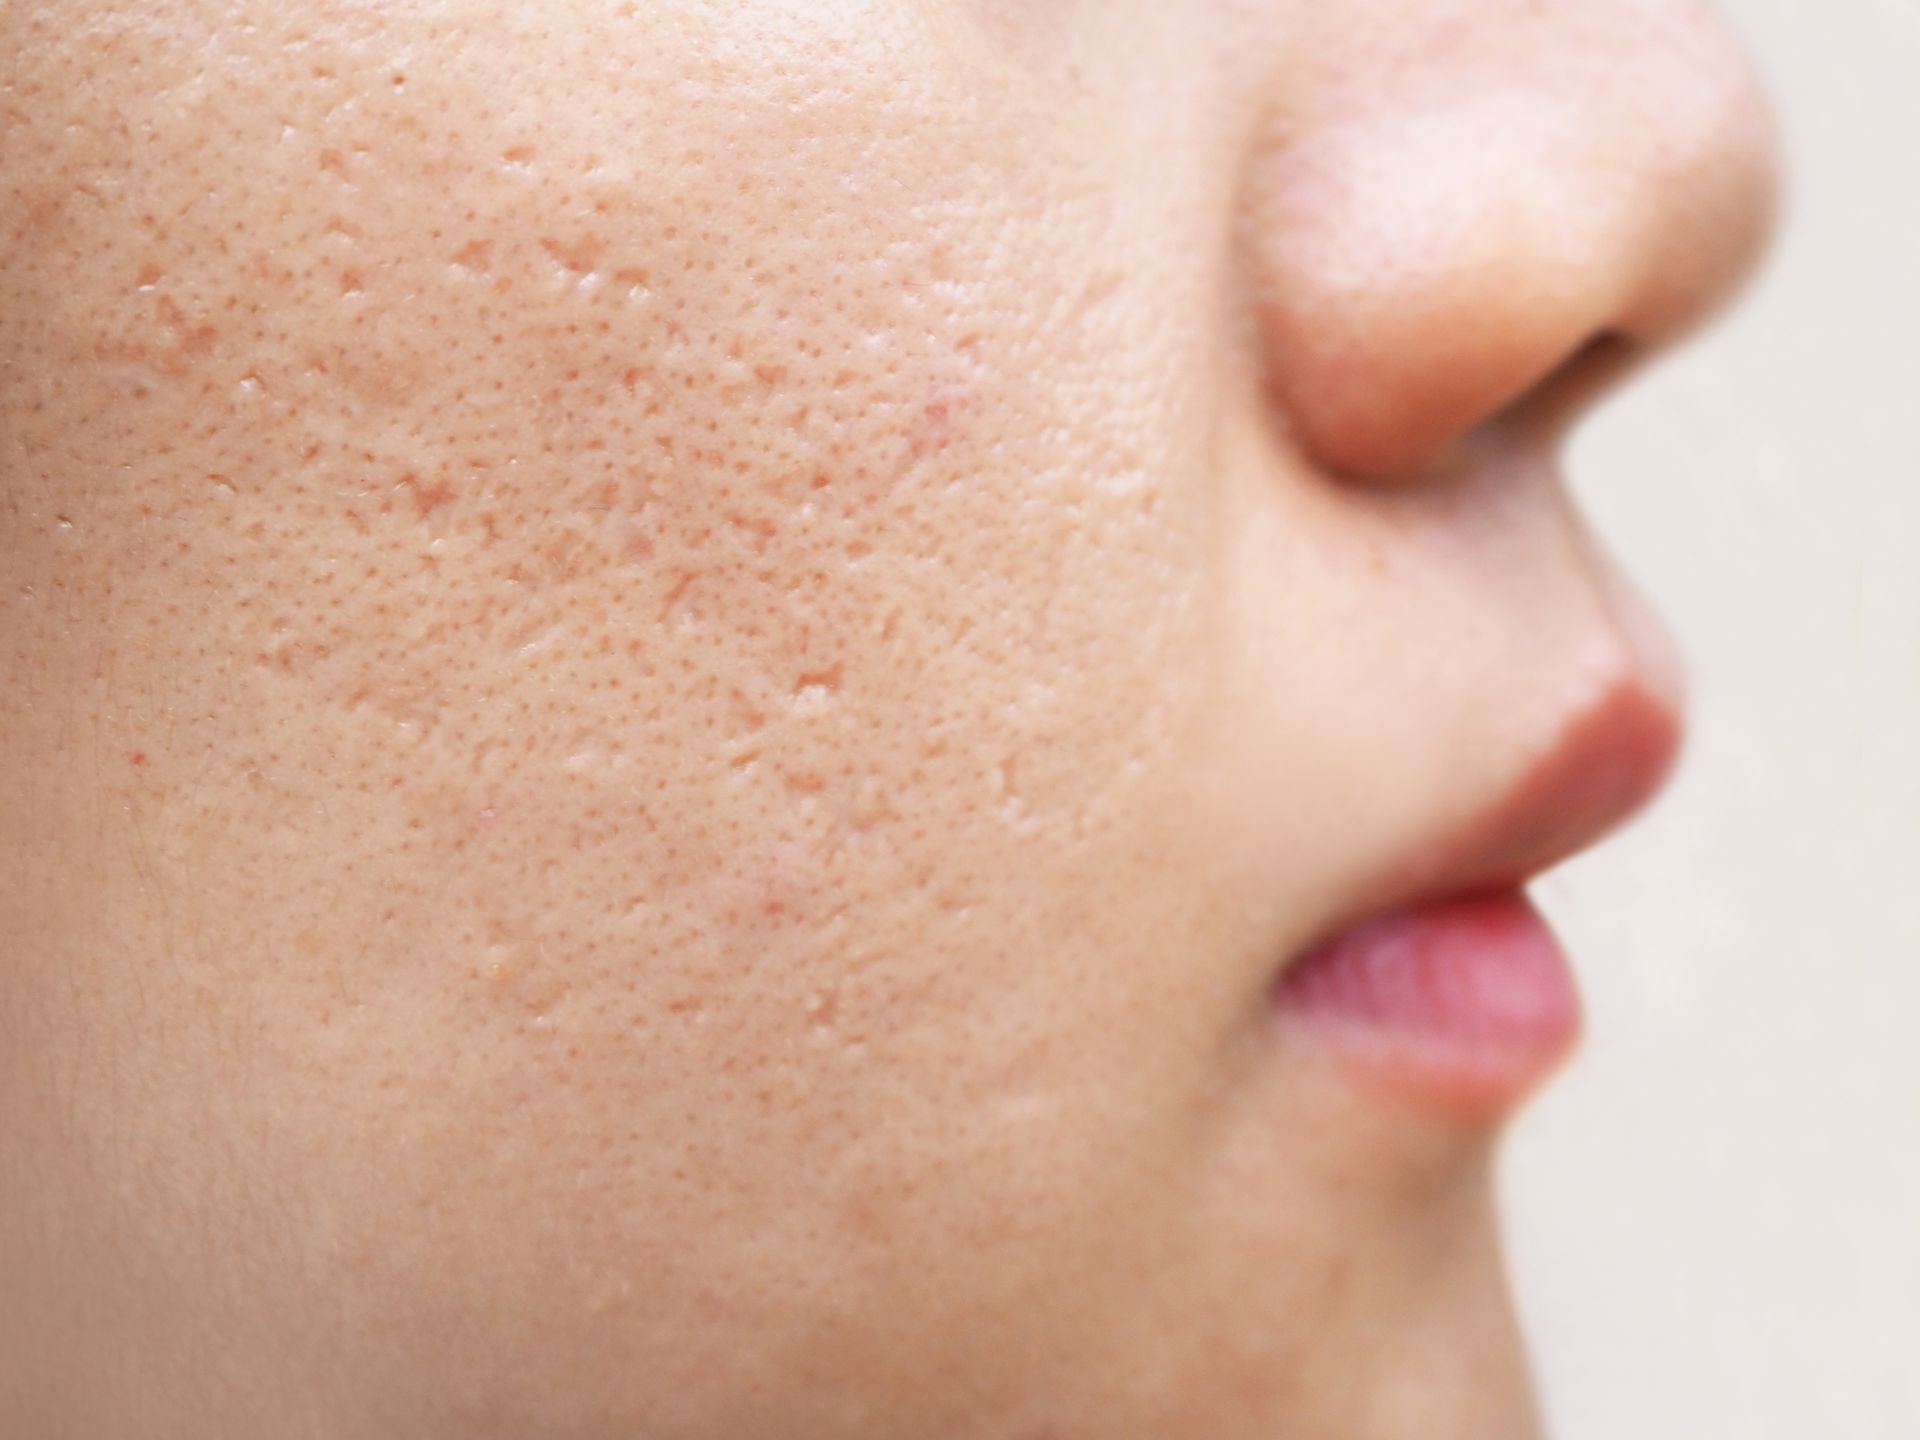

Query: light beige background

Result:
[1503,1,1920,1434]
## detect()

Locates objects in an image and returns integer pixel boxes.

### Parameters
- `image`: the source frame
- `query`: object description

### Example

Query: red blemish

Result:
[752,841,817,924]
[903,388,971,466]
[397,470,457,521]
[130,751,146,766]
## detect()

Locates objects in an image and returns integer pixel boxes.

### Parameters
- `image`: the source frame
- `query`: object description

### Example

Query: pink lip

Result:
[1271,889,1579,1117]
[1268,675,1682,1118]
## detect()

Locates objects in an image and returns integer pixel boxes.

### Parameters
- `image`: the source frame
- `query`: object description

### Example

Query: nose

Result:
[1238,0,1780,481]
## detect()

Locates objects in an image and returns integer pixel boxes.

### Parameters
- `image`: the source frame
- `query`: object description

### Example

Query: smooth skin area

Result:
[1,2,1775,1436]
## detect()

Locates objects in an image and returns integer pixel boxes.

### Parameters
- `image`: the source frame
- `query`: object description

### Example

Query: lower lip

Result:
[1270,890,1580,1119]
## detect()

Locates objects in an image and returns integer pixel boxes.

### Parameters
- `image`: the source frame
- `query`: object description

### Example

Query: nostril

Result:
[1494,329,1647,451]
[1289,329,1647,489]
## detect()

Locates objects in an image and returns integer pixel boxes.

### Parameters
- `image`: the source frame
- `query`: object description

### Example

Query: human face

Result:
[0,2,1776,1435]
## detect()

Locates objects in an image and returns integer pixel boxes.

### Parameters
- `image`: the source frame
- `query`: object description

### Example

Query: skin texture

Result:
[0,2,1775,1437]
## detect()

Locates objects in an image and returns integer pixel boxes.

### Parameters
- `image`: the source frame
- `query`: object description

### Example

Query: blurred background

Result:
[1504,1,1920,1435]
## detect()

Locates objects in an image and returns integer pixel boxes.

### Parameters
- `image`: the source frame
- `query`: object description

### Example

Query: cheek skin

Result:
[0,3,1292,1433]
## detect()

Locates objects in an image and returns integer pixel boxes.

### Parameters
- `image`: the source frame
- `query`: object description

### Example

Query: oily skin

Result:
[0,2,1774,1437]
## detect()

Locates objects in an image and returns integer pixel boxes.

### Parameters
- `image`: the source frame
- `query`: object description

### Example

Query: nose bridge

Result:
[1239,0,1779,481]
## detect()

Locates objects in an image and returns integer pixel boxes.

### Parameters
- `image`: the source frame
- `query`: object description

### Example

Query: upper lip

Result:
[1304,672,1685,949]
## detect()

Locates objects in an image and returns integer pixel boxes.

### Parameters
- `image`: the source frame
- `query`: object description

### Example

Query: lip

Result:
[1364,674,1684,914]
[1269,674,1683,1117]
[1272,888,1581,1117]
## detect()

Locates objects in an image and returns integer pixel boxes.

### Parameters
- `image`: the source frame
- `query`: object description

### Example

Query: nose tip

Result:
[1604,9,1782,343]
[1239,0,1781,483]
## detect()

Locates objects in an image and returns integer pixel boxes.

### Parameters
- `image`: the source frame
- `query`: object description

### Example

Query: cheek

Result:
[251,308,1231,1428]
[7,1,1250,1419]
